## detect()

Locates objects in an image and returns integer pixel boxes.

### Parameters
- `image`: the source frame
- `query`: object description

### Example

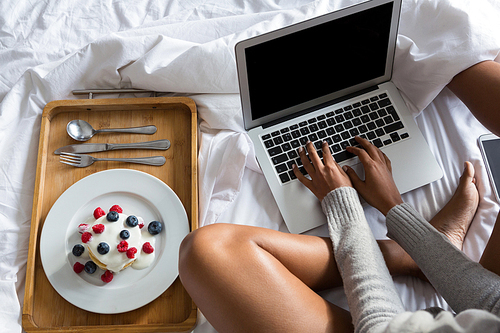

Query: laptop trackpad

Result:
[345,162,368,205]
[345,161,365,181]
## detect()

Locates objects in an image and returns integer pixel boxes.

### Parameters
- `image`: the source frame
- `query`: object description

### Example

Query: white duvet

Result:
[1,1,500,332]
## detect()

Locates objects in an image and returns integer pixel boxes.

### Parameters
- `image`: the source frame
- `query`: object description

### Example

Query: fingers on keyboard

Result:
[263,93,408,184]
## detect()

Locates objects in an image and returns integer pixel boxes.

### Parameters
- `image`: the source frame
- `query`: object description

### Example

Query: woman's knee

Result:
[178,223,244,282]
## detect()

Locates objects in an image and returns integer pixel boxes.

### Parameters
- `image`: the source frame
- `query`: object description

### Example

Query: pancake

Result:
[88,249,135,271]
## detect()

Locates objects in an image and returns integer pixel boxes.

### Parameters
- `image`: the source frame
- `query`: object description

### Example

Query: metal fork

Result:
[59,152,166,167]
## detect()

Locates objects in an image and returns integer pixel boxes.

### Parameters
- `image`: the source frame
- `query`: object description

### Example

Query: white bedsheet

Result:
[1,1,500,332]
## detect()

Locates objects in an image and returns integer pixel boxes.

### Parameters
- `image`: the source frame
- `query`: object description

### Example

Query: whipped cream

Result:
[84,213,156,273]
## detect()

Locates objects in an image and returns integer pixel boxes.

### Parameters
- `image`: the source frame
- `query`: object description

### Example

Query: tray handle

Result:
[72,89,159,99]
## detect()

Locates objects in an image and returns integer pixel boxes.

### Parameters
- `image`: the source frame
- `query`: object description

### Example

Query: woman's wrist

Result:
[381,198,404,216]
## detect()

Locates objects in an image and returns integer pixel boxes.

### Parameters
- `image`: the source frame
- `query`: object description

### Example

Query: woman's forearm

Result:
[387,203,500,315]
[322,187,404,333]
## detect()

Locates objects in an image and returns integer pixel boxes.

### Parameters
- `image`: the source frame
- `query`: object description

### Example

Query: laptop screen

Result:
[244,2,394,122]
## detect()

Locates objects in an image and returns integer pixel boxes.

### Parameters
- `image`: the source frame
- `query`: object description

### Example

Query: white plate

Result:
[40,169,190,314]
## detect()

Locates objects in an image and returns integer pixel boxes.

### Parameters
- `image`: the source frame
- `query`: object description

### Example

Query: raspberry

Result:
[93,207,105,219]
[77,224,90,234]
[142,242,154,254]
[126,247,137,259]
[101,270,114,283]
[73,262,85,273]
[109,205,123,213]
[139,222,145,229]
[81,232,93,243]
[92,224,105,234]
[117,240,128,252]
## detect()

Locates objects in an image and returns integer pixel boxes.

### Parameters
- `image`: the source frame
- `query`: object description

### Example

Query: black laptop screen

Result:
[245,2,393,121]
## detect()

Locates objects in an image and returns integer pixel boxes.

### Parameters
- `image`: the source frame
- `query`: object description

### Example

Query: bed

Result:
[1,0,500,332]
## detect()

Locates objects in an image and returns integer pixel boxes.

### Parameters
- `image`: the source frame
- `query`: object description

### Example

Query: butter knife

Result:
[54,139,170,155]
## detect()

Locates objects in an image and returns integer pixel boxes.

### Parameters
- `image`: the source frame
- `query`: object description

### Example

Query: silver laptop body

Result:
[235,0,443,234]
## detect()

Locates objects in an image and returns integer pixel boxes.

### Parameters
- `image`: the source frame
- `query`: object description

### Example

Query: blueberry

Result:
[120,230,130,240]
[126,215,139,227]
[97,242,110,255]
[84,261,97,274]
[106,211,119,222]
[148,221,162,235]
[72,244,85,257]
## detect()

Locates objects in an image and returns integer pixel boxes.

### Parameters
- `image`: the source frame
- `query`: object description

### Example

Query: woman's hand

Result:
[343,136,403,215]
[292,141,352,201]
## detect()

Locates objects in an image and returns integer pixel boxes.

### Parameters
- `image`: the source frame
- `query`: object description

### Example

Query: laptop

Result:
[235,0,443,234]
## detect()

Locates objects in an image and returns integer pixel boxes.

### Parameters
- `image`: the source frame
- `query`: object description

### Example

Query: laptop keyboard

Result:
[260,92,409,184]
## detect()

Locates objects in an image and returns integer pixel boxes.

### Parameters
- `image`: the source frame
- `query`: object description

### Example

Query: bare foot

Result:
[430,161,479,250]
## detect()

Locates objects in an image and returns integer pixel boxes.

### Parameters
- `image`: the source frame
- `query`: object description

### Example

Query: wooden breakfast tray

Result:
[23,97,198,332]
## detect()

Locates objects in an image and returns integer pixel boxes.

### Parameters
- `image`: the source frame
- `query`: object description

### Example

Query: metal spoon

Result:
[67,120,157,141]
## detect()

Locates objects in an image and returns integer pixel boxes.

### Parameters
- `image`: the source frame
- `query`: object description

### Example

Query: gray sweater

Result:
[322,187,500,333]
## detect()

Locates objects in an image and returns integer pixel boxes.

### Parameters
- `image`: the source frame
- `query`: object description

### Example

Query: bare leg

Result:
[378,240,423,278]
[448,60,500,137]
[178,164,480,332]
[179,223,353,333]
[446,60,500,275]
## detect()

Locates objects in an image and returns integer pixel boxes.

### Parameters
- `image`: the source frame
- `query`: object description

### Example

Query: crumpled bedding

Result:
[1,1,500,332]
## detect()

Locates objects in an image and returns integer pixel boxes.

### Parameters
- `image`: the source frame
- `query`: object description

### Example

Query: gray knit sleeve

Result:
[386,203,500,315]
[322,187,404,333]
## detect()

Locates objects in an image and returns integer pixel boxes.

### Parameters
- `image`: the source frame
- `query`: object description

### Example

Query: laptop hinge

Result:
[262,85,379,129]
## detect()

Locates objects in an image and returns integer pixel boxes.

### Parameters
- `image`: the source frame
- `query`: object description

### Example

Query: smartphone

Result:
[479,133,500,203]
